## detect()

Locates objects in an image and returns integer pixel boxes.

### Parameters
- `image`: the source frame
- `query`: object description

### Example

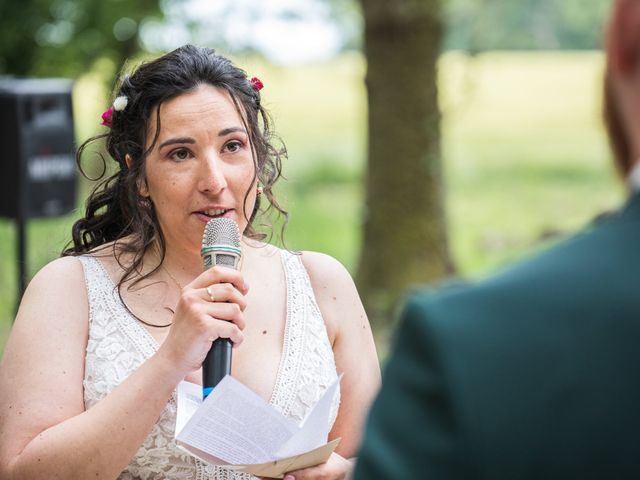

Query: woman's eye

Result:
[169,148,191,161]
[225,141,243,153]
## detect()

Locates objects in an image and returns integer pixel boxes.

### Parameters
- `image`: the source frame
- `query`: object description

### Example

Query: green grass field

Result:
[0,50,622,357]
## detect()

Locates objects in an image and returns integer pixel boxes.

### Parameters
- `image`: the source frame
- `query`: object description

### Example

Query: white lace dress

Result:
[78,250,340,480]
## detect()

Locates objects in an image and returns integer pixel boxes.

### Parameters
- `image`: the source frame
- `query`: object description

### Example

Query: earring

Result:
[139,194,152,209]
[256,185,264,195]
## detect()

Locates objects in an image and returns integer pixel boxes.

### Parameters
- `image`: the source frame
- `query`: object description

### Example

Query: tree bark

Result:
[356,0,453,328]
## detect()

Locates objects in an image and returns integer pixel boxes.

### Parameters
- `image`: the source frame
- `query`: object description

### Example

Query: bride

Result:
[0,45,380,480]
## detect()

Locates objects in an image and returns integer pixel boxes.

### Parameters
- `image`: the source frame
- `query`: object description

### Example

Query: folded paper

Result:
[175,375,341,478]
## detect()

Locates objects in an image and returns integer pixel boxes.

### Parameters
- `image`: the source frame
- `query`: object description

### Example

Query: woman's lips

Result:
[193,210,233,223]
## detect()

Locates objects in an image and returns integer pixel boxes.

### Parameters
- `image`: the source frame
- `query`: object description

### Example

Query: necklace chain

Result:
[163,265,184,290]
[133,265,182,329]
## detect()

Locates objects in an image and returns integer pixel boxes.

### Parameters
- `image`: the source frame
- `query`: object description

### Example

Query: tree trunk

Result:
[356,0,453,328]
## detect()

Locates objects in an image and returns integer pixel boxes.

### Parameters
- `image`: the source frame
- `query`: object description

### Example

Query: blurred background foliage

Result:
[0,0,609,76]
[0,0,616,356]
[444,0,609,51]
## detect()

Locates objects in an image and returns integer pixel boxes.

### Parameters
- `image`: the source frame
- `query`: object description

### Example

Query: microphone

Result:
[201,217,242,398]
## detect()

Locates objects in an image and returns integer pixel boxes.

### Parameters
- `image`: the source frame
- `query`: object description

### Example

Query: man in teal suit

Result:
[355,1,640,478]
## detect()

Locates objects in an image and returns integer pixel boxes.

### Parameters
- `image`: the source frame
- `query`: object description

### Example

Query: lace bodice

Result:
[79,250,340,480]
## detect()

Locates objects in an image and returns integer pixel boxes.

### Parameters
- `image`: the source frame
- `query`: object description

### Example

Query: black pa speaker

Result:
[0,78,76,219]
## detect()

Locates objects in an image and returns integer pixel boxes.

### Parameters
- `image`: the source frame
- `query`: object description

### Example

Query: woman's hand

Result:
[156,265,249,374]
[280,453,353,480]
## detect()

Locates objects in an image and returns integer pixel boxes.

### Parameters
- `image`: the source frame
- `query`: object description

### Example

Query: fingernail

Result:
[284,476,295,480]
[243,281,250,290]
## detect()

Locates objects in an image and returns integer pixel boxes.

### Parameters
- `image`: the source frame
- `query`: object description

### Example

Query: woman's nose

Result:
[198,153,227,194]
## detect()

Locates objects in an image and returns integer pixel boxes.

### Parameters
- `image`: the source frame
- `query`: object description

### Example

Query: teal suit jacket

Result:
[355,193,640,479]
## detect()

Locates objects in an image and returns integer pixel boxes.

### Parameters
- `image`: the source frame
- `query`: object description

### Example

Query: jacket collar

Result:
[620,190,640,221]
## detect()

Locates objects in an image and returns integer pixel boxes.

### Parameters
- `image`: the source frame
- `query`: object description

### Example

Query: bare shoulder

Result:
[15,255,88,330]
[299,251,353,289]
[299,251,365,338]
[300,251,351,279]
[28,255,86,292]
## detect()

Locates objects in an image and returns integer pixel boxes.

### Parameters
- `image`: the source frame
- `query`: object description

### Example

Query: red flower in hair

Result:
[101,107,114,127]
[250,77,264,91]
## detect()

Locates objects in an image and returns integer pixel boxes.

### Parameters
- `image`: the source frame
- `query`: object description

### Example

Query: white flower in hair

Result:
[113,96,128,111]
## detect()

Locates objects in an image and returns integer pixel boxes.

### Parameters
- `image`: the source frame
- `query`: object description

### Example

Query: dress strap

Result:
[280,250,323,314]
[269,250,339,423]
[76,255,158,359]
[76,255,110,319]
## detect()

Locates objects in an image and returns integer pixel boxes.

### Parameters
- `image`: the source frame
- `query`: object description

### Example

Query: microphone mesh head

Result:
[215,254,237,268]
[201,218,242,270]
[202,218,241,249]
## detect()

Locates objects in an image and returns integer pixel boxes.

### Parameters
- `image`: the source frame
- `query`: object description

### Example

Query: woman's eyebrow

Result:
[218,127,246,136]
[158,128,246,149]
[158,137,195,149]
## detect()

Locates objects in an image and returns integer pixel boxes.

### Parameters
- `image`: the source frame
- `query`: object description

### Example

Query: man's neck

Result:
[628,161,640,192]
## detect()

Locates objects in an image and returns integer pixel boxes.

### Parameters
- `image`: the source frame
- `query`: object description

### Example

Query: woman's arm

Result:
[301,252,381,457]
[0,258,247,480]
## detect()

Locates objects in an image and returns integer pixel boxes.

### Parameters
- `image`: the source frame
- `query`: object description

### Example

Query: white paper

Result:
[176,376,299,464]
[175,374,341,469]
[176,381,202,435]
[276,374,342,458]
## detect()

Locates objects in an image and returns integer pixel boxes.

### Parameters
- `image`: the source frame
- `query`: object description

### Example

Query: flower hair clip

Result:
[250,76,264,92]
[100,95,128,127]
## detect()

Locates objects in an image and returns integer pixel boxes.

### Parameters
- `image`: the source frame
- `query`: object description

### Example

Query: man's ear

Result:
[607,0,640,75]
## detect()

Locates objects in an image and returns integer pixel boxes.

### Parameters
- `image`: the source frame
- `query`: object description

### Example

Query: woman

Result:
[0,45,380,479]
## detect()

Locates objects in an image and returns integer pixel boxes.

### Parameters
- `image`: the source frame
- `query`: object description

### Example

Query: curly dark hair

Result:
[63,45,288,291]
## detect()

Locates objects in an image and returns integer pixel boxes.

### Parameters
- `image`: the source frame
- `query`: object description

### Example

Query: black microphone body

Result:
[202,338,232,397]
[200,218,242,398]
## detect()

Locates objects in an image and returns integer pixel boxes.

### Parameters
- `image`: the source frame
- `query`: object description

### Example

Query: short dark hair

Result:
[64,45,288,288]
